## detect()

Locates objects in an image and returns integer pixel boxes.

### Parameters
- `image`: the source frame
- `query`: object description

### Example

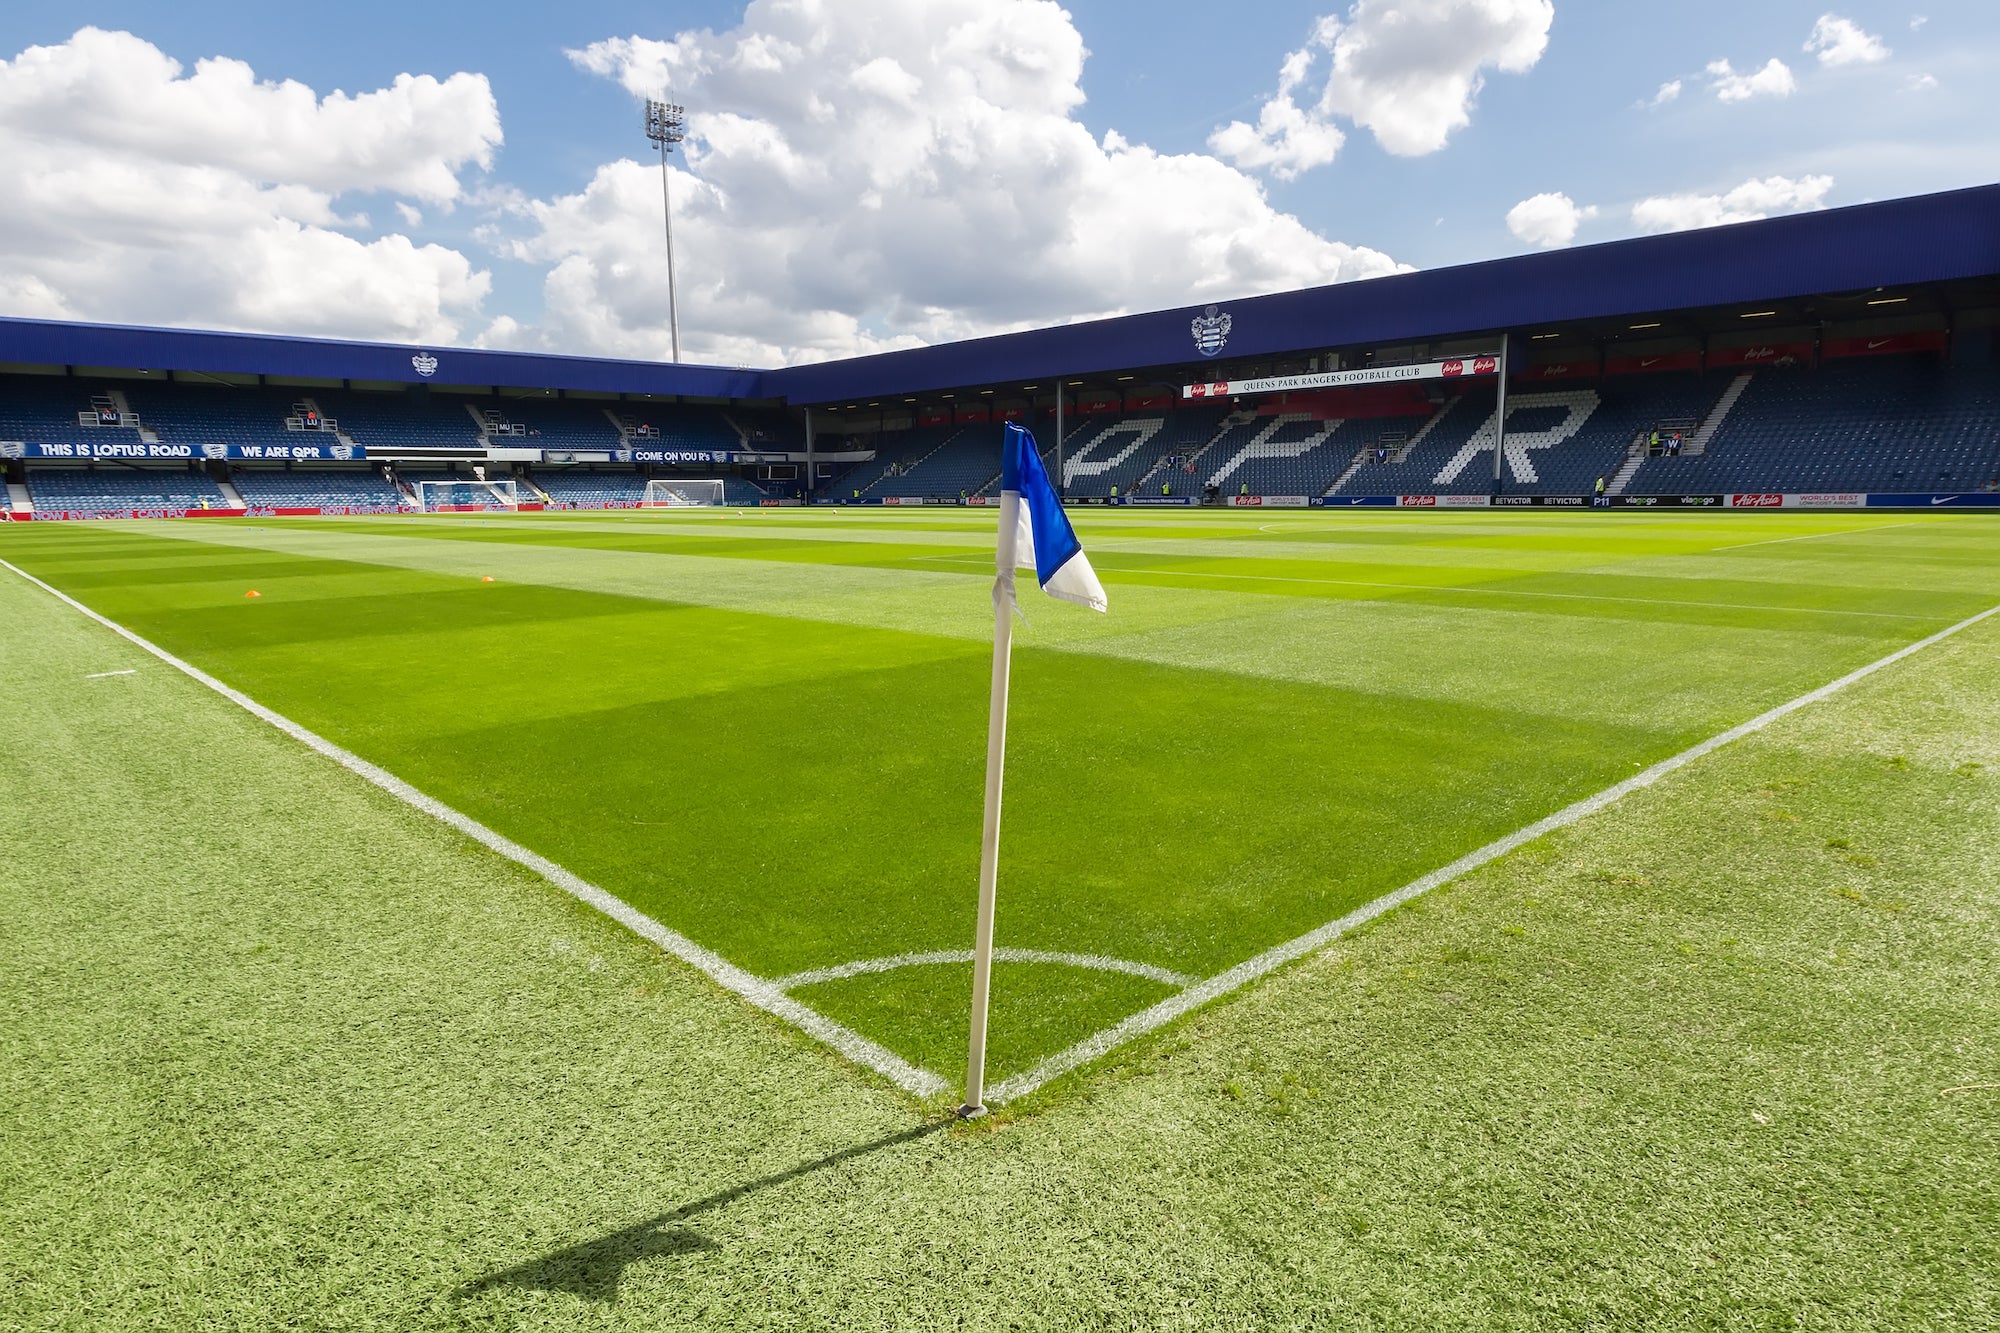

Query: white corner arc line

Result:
[985,598,2000,1105]
[1,558,948,1100]
[84,668,138,678]
[777,949,1196,991]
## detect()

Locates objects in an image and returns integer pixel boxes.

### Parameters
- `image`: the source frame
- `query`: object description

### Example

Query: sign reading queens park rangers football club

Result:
[1184,356,1498,400]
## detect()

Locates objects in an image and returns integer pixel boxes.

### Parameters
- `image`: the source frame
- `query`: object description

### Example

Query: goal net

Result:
[411,479,521,513]
[642,478,727,507]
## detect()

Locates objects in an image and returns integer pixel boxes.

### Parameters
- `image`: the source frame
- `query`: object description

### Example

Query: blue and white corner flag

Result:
[963,421,1107,1116]
[999,422,1107,613]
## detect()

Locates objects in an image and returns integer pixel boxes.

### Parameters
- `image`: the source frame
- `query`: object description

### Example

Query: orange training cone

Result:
[481,576,495,583]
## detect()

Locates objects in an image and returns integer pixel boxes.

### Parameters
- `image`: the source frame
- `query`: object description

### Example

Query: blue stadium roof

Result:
[0,318,764,399]
[767,183,2000,404]
[1,184,1995,406]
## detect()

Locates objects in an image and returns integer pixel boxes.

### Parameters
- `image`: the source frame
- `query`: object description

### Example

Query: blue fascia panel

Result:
[0,318,764,399]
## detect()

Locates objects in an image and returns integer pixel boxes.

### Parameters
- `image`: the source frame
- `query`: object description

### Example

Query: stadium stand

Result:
[25,466,228,515]
[231,467,406,512]
[1060,408,1230,498]
[0,380,145,446]
[872,423,1004,497]
[1334,375,1736,497]
[321,395,480,451]
[1623,357,2000,495]
[120,384,310,450]
[837,426,965,497]
[614,405,739,452]
[473,400,625,450]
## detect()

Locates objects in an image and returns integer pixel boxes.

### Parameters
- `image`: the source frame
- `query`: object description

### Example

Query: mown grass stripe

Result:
[985,596,2000,1105]
[0,555,950,1100]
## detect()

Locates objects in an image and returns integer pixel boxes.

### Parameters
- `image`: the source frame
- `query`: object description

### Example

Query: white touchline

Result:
[1,557,948,1101]
[1710,520,1922,553]
[776,949,1196,991]
[983,597,2000,1105]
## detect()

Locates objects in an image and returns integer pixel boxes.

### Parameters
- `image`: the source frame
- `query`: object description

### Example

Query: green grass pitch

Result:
[3,508,1999,1327]
[3,507,1995,1097]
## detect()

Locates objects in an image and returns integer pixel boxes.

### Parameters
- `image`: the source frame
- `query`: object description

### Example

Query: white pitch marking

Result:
[984,597,2000,1105]
[776,948,1196,992]
[84,669,138,679]
[1,557,948,1100]
[1710,521,1921,553]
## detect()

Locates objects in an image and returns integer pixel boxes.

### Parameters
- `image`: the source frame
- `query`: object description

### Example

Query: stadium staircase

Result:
[850,426,967,497]
[1060,416,1168,495]
[1123,411,1237,498]
[1623,357,2000,494]
[7,480,33,515]
[1608,372,1752,495]
[1686,371,1754,455]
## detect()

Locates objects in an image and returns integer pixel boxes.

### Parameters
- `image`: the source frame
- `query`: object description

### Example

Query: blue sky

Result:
[0,2,1991,364]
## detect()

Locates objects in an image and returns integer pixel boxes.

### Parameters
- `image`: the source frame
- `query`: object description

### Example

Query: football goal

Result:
[642,478,727,507]
[411,479,521,512]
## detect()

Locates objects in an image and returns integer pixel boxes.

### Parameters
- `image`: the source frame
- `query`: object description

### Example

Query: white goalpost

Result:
[642,478,727,507]
[411,479,521,512]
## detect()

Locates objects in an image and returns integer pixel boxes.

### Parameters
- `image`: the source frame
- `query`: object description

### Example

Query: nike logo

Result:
[1867,339,1891,349]
[1641,357,1661,367]
[1932,496,1958,505]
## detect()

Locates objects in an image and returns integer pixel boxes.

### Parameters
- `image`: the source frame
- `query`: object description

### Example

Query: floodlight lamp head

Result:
[645,99,687,148]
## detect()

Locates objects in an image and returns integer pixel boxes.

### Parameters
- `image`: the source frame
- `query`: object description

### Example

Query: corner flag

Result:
[998,422,1108,613]
[963,423,1105,1117]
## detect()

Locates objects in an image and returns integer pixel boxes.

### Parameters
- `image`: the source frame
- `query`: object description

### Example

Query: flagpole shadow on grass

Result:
[454,1121,944,1304]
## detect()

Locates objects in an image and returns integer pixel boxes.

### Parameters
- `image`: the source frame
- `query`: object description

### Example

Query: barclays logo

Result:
[1191,305,1232,358]
[412,352,439,377]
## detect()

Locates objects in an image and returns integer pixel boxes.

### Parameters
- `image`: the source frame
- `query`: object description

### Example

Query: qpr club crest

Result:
[200,443,228,460]
[1190,305,1232,358]
[330,444,357,461]
[411,352,439,377]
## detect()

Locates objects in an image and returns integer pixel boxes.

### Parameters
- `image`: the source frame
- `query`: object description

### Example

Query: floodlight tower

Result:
[644,98,687,363]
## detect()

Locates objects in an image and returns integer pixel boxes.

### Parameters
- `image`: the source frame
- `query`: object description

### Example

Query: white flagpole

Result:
[962,488,1021,1116]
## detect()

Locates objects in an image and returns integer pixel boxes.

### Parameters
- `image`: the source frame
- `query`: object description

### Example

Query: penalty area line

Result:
[0,557,949,1101]
[985,596,2000,1105]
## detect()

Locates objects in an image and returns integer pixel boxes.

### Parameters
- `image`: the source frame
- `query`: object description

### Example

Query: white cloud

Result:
[0,28,498,341]
[1648,79,1683,107]
[1805,15,1890,67]
[1212,0,1553,174]
[510,0,1406,366]
[1707,57,1798,102]
[1208,29,1346,179]
[1910,16,1928,30]
[1631,174,1834,233]
[1907,72,1939,91]
[1506,192,1596,248]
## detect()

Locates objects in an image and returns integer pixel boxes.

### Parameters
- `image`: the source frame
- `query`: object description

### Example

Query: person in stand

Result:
[1161,480,1170,497]
[1240,481,1249,496]
[1110,483,1119,499]
[1595,475,1606,499]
